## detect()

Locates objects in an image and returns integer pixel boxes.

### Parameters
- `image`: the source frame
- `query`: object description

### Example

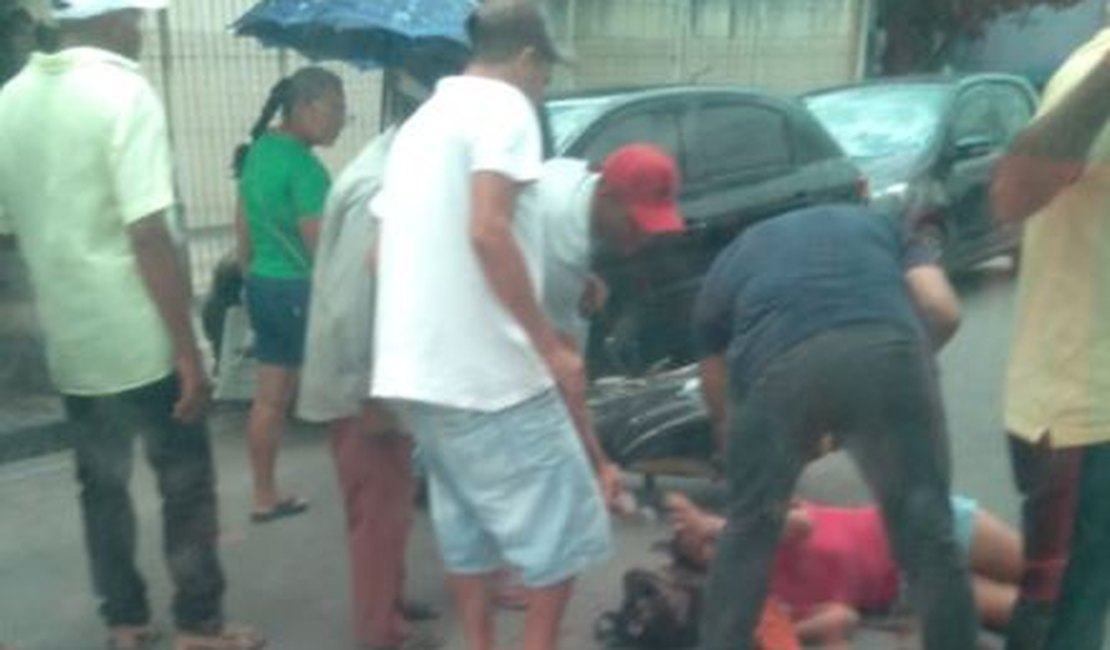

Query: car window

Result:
[988,84,1036,143]
[950,87,998,145]
[580,107,682,167]
[685,102,791,186]
[805,85,948,161]
[546,96,620,154]
[951,83,1034,149]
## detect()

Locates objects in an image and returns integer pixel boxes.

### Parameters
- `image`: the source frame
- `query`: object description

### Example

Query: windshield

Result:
[545,96,617,153]
[805,84,949,161]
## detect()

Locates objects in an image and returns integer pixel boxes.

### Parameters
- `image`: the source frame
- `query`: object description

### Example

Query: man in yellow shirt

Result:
[992,28,1110,650]
[0,2,262,649]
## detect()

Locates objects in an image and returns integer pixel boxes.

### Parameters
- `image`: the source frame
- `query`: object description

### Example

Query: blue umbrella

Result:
[233,0,475,85]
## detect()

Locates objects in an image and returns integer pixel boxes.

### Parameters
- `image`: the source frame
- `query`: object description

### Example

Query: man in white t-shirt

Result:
[0,2,262,650]
[370,4,608,650]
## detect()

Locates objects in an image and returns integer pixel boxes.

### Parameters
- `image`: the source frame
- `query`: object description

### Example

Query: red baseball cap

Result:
[600,144,685,234]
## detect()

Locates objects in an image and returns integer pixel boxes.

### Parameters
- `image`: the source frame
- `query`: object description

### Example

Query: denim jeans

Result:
[64,374,225,633]
[698,324,977,650]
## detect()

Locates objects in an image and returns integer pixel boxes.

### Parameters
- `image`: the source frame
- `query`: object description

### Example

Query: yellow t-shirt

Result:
[1005,29,1110,447]
[0,47,175,395]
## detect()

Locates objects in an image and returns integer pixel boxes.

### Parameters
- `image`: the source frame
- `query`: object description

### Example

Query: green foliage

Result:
[878,0,1085,73]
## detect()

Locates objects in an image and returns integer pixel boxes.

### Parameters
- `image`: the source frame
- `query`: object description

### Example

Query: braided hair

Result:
[231,66,342,178]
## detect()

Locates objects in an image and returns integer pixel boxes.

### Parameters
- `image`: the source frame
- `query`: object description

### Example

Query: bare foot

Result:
[664,492,722,569]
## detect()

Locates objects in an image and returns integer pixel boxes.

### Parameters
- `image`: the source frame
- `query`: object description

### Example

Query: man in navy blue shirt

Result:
[693,203,976,650]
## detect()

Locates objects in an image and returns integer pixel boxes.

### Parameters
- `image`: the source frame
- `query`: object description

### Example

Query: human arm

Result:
[904,264,961,350]
[470,171,584,402]
[291,153,329,258]
[112,80,206,422]
[128,212,207,423]
[699,355,729,453]
[578,273,609,317]
[792,602,860,646]
[692,246,741,452]
[992,50,1110,223]
[299,216,321,254]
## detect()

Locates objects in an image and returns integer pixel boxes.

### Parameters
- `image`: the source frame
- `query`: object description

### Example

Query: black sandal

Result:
[250,497,309,523]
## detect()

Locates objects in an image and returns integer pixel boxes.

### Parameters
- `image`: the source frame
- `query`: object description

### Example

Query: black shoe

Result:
[399,600,440,622]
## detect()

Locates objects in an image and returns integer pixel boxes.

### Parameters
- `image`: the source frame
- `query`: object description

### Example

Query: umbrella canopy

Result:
[233,0,475,84]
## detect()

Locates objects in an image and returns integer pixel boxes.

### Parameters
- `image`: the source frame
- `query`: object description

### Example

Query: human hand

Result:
[596,461,627,514]
[173,352,210,424]
[578,274,609,317]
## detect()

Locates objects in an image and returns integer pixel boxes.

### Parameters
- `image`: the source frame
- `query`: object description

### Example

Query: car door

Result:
[941,81,1035,268]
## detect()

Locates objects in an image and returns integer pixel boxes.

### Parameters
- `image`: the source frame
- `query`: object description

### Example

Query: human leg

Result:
[244,275,308,515]
[447,574,496,650]
[972,576,1018,632]
[136,376,225,634]
[391,402,503,650]
[1043,443,1110,650]
[699,351,817,650]
[520,579,574,650]
[65,391,151,631]
[838,331,977,650]
[967,506,1023,587]
[1004,435,1082,650]
[245,363,301,514]
[329,406,417,647]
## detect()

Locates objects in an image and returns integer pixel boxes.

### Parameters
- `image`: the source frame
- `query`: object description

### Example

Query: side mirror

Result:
[951,135,995,161]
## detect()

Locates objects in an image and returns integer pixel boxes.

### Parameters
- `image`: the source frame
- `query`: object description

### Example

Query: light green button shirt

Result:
[1005,29,1110,447]
[0,47,175,395]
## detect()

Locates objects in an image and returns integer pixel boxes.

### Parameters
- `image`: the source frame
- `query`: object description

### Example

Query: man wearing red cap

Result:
[534,144,684,491]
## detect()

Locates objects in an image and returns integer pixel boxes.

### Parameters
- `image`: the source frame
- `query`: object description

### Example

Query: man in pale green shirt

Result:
[0,2,262,649]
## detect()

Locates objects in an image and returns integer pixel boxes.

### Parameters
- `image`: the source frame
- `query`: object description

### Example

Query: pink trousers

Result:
[329,414,414,647]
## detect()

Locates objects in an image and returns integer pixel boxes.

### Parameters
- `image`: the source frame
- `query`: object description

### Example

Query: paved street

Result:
[0,260,1062,650]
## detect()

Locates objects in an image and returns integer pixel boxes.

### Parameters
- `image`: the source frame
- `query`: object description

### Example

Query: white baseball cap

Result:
[52,0,167,21]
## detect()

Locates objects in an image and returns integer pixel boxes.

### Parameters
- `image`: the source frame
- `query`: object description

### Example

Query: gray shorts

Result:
[395,390,612,587]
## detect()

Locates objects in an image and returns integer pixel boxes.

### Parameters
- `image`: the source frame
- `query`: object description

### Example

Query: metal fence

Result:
[138,0,384,293]
[137,0,867,295]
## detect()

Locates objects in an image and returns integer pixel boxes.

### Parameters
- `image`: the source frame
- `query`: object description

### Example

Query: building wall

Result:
[549,0,867,92]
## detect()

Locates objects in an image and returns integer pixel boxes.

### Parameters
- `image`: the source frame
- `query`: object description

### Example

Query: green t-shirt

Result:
[239,132,330,279]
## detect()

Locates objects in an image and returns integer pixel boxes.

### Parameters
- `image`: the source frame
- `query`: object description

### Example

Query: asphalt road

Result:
[0,260,1089,650]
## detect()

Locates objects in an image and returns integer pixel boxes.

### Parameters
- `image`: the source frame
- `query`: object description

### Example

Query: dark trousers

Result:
[698,324,977,650]
[64,374,225,633]
[1005,436,1110,650]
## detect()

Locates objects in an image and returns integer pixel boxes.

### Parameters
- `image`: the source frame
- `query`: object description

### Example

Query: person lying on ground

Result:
[666,492,1022,645]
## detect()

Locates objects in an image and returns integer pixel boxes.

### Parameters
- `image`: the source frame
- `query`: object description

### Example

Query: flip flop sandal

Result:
[399,600,440,622]
[250,497,309,523]
[107,628,162,650]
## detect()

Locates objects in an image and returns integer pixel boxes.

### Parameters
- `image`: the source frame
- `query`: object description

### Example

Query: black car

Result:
[544,85,866,376]
[804,74,1038,272]
[203,85,865,378]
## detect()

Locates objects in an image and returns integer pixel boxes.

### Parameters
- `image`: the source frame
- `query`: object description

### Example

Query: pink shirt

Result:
[770,503,899,615]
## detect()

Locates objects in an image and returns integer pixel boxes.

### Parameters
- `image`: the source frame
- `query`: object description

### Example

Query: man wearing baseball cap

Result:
[532,143,684,503]
[0,2,263,649]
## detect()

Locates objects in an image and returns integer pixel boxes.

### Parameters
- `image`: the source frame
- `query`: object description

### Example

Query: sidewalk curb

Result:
[0,419,72,465]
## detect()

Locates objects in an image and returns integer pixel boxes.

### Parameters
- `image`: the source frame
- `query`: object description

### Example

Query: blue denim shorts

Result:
[245,275,310,367]
[395,390,612,587]
[949,494,979,556]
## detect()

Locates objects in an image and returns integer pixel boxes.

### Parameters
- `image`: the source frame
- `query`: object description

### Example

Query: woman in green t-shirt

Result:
[233,66,345,522]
